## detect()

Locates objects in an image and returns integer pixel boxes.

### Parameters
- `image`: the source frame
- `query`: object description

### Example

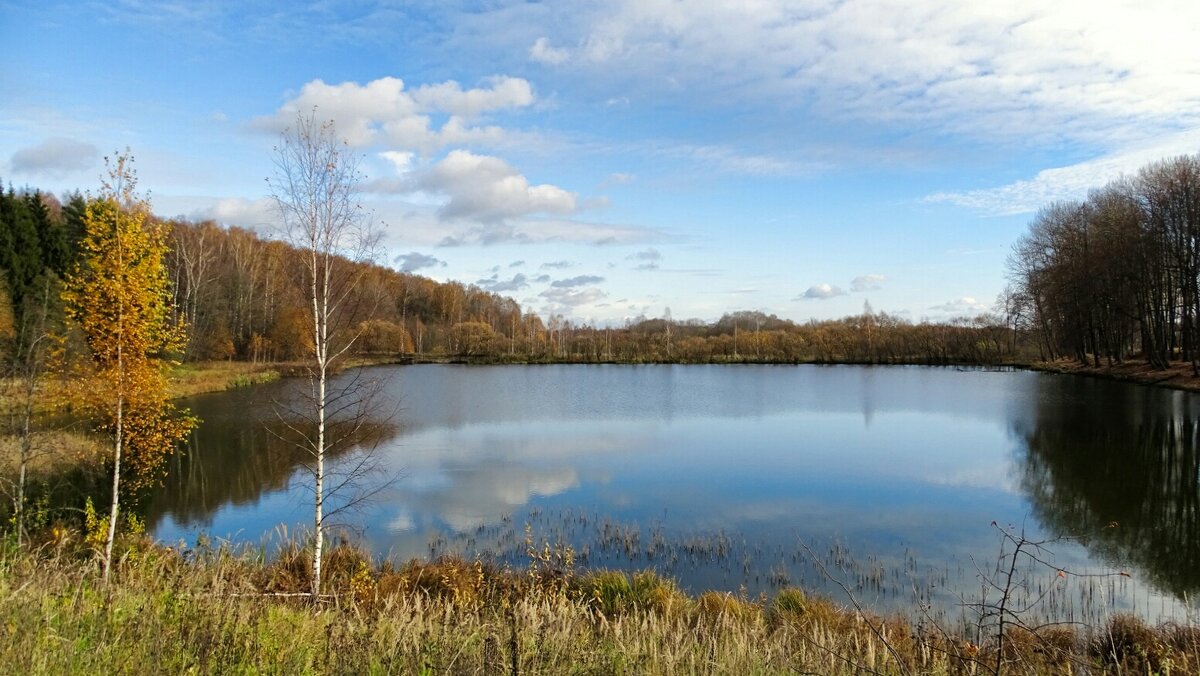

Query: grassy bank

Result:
[2,538,1196,675]
[165,361,282,399]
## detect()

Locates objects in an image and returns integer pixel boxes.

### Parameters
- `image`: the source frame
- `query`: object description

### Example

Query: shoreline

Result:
[2,539,1194,674]
[1028,358,1200,393]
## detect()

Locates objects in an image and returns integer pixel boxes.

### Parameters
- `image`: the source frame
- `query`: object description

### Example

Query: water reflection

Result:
[1017,378,1200,596]
[147,378,398,531]
[147,365,1200,618]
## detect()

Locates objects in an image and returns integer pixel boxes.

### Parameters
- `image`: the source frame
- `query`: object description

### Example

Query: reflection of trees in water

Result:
[144,413,397,528]
[1017,381,1200,596]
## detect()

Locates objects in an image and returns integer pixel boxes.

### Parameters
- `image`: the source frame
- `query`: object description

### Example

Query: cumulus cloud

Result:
[258,76,534,153]
[395,251,446,273]
[10,137,98,177]
[508,259,525,268]
[412,77,534,117]
[476,273,529,292]
[541,260,573,269]
[529,37,569,65]
[419,150,577,222]
[380,150,415,173]
[551,275,604,288]
[850,274,887,292]
[798,283,846,300]
[191,197,277,229]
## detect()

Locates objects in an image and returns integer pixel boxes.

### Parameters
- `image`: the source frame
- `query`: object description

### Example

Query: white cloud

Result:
[10,137,98,177]
[529,37,569,65]
[850,274,887,292]
[541,286,607,308]
[411,76,534,117]
[380,150,415,173]
[420,150,577,222]
[259,76,534,153]
[798,283,846,300]
[191,197,277,229]
[925,129,1200,214]
[511,1,1200,148]
[929,296,990,315]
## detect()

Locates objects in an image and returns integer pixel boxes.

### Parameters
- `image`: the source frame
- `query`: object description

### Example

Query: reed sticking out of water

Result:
[2,533,1197,674]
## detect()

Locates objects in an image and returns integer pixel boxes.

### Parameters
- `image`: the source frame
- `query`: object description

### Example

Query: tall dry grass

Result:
[2,535,1197,675]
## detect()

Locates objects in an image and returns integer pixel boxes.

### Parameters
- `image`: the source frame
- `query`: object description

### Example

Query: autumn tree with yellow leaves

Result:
[62,154,195,582]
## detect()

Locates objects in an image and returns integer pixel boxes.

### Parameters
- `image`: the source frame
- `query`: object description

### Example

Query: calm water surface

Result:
[148,365,1200,622]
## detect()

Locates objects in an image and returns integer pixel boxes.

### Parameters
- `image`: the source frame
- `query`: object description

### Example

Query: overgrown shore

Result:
[1,537,1196,675]
[1031,358,1200,393]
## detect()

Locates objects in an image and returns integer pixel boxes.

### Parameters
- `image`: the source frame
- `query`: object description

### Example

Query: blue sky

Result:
[3,1,1199,325]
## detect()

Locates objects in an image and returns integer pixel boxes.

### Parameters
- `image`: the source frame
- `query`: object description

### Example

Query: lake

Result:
[148,364,1200,624]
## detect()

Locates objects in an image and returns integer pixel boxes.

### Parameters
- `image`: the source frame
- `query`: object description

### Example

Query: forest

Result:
[8,155,1200,372]
[1007,153,1200,370]
[0,181,1019,369]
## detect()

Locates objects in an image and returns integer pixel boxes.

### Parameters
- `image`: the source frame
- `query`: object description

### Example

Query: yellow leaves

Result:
[83,497,108,552]
[63,197,184,366]
[61,154,197,490]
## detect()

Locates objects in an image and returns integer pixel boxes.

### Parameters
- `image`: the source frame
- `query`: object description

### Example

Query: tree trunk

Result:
[104,393,122,584]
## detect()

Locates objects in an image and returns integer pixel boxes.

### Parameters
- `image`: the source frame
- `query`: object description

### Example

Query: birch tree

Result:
[269,112,381,599]
[62,153,195,582]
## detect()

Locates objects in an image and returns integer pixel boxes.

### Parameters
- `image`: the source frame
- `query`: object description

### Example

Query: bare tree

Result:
[269,111,383,599]
[2,275,53,546]
[168,220,219,358]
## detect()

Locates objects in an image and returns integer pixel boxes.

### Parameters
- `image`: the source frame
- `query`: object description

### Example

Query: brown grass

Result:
[165,361,280,399]
[2,536,1196,675]
[0,429,103,477]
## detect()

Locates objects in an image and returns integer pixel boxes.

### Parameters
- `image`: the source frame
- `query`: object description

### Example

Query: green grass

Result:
[2,537,1198,675]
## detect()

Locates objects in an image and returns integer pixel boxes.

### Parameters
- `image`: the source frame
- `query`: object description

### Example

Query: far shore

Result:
[182,354,1200,398]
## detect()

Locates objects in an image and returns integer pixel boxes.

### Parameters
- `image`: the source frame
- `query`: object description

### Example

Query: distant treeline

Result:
[1,180,1023,367]
[1008,153,1200,369]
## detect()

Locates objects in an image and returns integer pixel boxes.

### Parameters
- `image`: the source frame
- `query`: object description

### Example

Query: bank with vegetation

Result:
[2,535,1196,675]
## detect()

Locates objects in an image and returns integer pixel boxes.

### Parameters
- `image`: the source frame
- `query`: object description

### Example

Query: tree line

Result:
[0,182,1028,370]
[1007,153,1200,370]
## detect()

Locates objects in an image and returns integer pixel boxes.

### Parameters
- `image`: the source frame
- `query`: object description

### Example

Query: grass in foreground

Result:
[2,537,1198,675]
